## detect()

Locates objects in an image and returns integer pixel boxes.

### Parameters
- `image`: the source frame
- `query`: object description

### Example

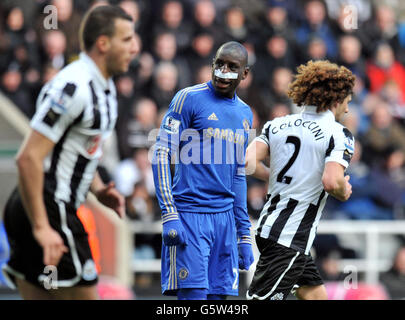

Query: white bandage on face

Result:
[214,69,239,80]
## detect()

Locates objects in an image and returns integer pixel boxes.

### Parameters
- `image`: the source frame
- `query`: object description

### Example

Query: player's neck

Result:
[86,50,111,79]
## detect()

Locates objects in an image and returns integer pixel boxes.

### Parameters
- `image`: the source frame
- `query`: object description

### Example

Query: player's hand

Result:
[162,219,188,246]
[95,182,126,218]
[343,175,352,201]
[238,242,254,270]
[33,225,69,267]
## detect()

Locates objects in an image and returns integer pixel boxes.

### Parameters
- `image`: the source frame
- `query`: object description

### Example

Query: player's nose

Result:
[130,36,139,56]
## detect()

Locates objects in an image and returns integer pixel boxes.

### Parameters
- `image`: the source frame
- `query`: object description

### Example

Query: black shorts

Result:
[1,187,98,290]
[247,236,323,300]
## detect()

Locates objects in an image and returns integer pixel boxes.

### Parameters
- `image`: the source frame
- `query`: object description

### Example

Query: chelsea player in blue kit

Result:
[152,42,254,300]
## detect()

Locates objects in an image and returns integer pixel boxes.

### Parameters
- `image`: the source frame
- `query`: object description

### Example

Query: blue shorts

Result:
[161,209,239,296]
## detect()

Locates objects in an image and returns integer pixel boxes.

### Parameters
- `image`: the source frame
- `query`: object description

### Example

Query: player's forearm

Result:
[233,173,251,237]
[90,171,106,195]
[323,176,347,201]
[246,159,270,181]
[152,146,178,215]
[16,154,50,230]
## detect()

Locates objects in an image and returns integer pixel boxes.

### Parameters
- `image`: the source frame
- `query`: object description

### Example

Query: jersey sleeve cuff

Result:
[162,212,180,224]
[30,123,61,143]
[325,158,349,169]
[254,136,269,147]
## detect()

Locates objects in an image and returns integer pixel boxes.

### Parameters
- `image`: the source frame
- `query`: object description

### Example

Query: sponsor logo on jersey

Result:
[168,229,178,238]
[243,119,250,132]
[208,113,219,121]
[163,116,181,134]
[82,259,98,281]
[270,292,284,300]
[178,268,189,280]
[344,136,354,154]
[205,127,246,146]
[87,134,101,155]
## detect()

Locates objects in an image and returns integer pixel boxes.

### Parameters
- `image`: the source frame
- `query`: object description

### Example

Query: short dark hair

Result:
[79,5,133,52]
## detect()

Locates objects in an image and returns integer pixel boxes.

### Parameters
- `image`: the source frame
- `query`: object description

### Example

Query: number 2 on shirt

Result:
[277,136,301,184]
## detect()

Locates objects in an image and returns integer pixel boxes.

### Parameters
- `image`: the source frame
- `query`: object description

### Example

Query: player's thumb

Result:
[106,181,115,189]
[345,175,350,182]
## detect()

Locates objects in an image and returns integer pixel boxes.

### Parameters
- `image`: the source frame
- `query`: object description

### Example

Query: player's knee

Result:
[296,285,328,300]
[177,288,208,300]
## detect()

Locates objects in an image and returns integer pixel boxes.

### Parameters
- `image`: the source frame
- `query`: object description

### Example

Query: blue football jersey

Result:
[153,81,253,214]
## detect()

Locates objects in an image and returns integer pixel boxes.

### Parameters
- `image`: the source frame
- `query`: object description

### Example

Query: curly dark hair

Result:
[287,60,356,113]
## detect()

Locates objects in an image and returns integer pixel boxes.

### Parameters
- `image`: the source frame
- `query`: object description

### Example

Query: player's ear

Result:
[241,66,249,80]
[96,35,111,54]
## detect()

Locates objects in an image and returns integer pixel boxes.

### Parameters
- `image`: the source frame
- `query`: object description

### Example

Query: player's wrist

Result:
[162,212,180,224]
[238,234,252,245]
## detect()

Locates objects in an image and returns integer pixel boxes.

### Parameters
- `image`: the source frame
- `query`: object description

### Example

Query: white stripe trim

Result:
[246,251,300,300]
[50,201,83,287]
[168,246,177,290]
[1,264,25,289]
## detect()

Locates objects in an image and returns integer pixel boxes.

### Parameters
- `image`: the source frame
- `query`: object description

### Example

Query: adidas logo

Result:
[208,113,218,120]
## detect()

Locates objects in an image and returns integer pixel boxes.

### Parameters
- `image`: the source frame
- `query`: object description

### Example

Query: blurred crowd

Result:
[2,0,405,289]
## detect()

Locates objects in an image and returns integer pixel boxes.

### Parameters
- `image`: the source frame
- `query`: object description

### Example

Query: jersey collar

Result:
[79,52,113,92]
[303,105,336,121]
[207,80,237,102]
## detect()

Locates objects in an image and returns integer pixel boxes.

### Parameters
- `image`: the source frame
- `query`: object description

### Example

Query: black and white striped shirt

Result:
[31,53,117,209]
[254,106,354,255]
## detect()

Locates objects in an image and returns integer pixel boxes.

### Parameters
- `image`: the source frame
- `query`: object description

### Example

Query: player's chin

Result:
[213,79,235,93]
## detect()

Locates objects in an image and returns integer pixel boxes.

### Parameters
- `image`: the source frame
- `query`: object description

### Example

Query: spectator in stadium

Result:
[0,63,34,118]
[236,70,267,123]
[259,67,294,113]
[358,4,404,63]
[328,2,368,38]
[337,35,367,81]
[379,80,405,120]
[329,140,392,220]
[261,2,297,48]
[192,0,223,46]
[366,42,405,103]
[380,245,405,299]
[115,147,156,203]
[246,60,355,300]
[246,178,267,221]
[305,36,328,63]
[194,64,212,84]
[152,41,254,300]
[2,5,137,300]
[115,74,137,140]
[222,6,250,43]
[295,0,338,59]
[49,0,83,62]
[254,34,296,86]
[117,97,158,159]
[268,102,291,120]
[186,30,216,71]
[361,103,405,166]
[118,0,144,38]
[152,31,191,89]
[40,30,68,70]
[366,145,405,219]
[153,0,192,54]
[148,61,179,111]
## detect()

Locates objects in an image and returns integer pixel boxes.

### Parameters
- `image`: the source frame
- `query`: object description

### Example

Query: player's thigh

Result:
[208,210,238,296]
[247,237,305,300]
[295,284,328,300]
[49,284,99,300]
[161,213,211,293]
[15,278,53,300]
[295,254,325,300]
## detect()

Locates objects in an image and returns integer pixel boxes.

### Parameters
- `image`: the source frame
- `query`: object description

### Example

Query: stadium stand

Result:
[1,0,405,299]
